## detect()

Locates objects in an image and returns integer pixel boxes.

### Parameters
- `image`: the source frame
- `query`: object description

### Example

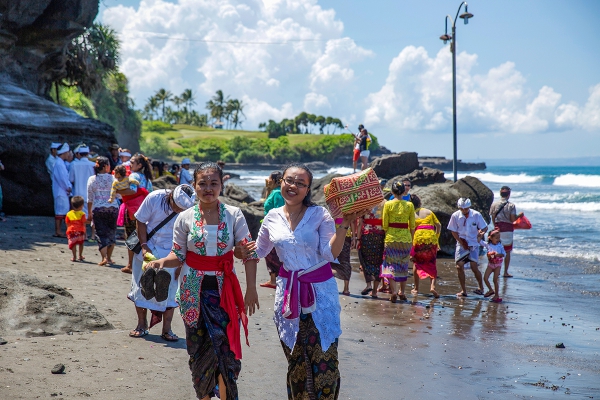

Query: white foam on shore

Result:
[518,201,600,212]
[240,175,269,184]
[553,174,600,188]
[457,172,543,183]
[513,248,600,262]
[327,167,354,175]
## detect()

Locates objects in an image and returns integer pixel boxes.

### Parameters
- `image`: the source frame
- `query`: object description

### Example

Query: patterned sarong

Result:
[186,289,241,400]
[67,231,85,250]
[92,207,118,251]
[380,241,412,282]
[331,236,352,281]
[410,244,438,279]
[280,313,340,400]
[265,247,283,277]
[358,232,385,283]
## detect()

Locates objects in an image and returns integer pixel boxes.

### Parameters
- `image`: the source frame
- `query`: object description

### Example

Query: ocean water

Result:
[229,164,600,263]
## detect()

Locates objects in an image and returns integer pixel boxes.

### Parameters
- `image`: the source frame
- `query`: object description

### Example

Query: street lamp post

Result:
[440,2,473,182]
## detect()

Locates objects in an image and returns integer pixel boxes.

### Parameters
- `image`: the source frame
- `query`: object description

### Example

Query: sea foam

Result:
[456,172,542,183]
[553,174,600,188]
[518,201,600,212]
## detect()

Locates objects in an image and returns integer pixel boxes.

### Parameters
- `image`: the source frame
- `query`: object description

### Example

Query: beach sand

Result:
[1,216,599,399]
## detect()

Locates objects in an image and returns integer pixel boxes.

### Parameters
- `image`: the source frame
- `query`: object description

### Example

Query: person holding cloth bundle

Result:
[489,186,523,278]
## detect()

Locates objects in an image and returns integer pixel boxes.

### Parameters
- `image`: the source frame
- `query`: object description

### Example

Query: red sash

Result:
[495,221,515,233]
[363,218,382,226]
[186,251,248,360]
[389,222,409,229]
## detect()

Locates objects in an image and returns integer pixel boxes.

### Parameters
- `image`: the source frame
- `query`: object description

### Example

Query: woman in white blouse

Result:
[146,162,259,400]
[251,163,363,400]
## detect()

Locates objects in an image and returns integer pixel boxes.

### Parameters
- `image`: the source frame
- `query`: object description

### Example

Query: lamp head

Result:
[440,34,452,44]
[460,5,473,25]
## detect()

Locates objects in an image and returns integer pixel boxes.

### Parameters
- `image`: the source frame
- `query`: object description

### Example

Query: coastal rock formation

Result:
[220,196,264,239]
[386,167,448,187]
[0,272,112,337]
[370,152,419,179]
[419,156,486,171]
[0,0,99,96]
[152,175,178,190]
[411,176,494,255]
[0,81,116,215]
[224,184,255,204]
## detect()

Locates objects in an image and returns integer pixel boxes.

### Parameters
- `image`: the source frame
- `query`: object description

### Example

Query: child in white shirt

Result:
[479,229,506,303]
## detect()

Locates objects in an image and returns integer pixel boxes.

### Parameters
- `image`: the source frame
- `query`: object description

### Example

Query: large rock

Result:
[410,176,494,255]
[224,184,255,204]
[221,196,264,239]
[0,0,99,96]
[386,167,447,188]
[0,81,116,216]
[370,152,419,179]
[152,175,178,190]
[419,156,486,171]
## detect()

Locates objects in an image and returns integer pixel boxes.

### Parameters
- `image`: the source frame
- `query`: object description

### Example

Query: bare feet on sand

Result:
[430,289,440,298]
[411,288,418,295]
[121,265,132,274]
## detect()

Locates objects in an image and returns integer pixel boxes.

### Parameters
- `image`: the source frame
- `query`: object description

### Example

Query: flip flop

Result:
[398,294,408,301]
[360,287,373,296]
[341,291,350,296]
[484,290,495,298]
[491,297,503,303]
[473,289,484,295]
[161,331,179,342]
[456,292,468,297]
[503,274,513,278]
[154,269,172,302]
[52,234,66,238]
[259,282,277,289]
[129,328,149,338]
[140,268,156,300]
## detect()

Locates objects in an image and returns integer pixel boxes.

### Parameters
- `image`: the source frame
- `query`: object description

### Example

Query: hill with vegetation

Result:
[140,121,381,165]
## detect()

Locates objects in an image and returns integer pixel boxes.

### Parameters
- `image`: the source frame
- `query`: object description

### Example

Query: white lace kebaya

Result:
[256,206,342,351]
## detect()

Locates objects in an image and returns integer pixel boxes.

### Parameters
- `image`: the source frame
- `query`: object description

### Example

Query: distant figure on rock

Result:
[358,128,371,170]
[46,142,61,179]
[447,198,488,297]
[52,143,73,237]
[179,158,193,185]
[489,186,523,278]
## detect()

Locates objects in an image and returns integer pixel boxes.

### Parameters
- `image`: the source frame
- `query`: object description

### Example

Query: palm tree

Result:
[227,99,245,129]
[144,96,159,120]
[172,95,183,111]
[154,88,172,121]
[181,88,196,110]
[315,115,326,134]
[206,90,228,126]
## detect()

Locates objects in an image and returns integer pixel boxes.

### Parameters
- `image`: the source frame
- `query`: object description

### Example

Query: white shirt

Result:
[447,209,488,246]
[256,206,342,352]
[87,174,118,210]
[179,168,193,185]
[51,158,71,198]
[133,190,178,261]
[69,158,96,202]
[46,154,57,177]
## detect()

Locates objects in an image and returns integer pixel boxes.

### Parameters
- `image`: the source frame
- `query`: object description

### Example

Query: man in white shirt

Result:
[69,145,95,216]
[179,158,193,185]
[52,143,73,237]
[46,142,61,179]
[447,198,488,297]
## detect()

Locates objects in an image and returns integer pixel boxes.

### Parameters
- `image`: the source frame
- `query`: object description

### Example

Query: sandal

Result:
[491,297,503,303]
[398,294,408,301]
[140,268,156,300]
[484,290,495,298]
[259,282,277,289]
[390,294,398,303]
[360,287,373,296]
[473,289,484,296]
[154,269,172,302]
[161,331,179,342]
[341,291,351,296]
[128,328,149,338]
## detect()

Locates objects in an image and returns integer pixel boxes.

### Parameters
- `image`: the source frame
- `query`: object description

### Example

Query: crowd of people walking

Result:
[41,138,522,400]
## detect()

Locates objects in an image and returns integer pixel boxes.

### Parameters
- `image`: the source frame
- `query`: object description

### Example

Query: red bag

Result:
[513,214,532,230]
[324,168,384,219]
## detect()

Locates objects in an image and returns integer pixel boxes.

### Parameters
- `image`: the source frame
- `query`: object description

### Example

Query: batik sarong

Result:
[92,207,118,250]
[67,232,86,250]
[410,244,438,279]
[380,241,412,282]
[280,313,340,400]
[331,236,352,281]
[185,289,241,400]
[358,232,385,283]
[265,247,283,277]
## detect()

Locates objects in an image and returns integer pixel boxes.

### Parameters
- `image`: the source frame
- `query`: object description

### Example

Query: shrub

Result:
[141,136,170,159]
[143,120,173,134]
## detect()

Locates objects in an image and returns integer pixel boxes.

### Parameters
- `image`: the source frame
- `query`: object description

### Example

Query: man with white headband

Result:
[69,145,95,218]
[46,142,61,178]
[447,197,488,297]
[52,143,73,237]
[126,184,196,340]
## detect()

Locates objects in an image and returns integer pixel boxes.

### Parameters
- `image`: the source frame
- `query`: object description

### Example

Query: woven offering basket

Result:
[324,168,384,219]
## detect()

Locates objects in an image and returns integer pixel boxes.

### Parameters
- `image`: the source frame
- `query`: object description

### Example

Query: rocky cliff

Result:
[0,0,118,215]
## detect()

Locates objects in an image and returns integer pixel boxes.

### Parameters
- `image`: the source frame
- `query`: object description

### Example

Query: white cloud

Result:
[365,46,600,136]
[303,92,330,111]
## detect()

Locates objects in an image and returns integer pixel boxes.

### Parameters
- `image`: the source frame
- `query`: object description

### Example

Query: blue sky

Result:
[98,0,600,160]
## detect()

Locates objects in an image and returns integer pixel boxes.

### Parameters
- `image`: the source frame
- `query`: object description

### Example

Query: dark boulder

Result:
[410,176,493,255]
[0,81,116,216]
[224,184,255,204]
[220,196,264,240]
[386,167,447,188]
[370,152,419,179]
[152,175,178,190]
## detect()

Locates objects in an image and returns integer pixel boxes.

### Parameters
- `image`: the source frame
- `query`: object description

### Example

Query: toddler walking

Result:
[65,196,87,262]
[479,229,506,303]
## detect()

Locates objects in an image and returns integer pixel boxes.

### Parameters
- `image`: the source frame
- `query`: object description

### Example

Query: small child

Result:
[109,165,140,203]
[479,229,507,303]
[65,196,87,262]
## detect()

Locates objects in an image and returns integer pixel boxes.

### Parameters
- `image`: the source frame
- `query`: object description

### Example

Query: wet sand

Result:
[1,216,599,399]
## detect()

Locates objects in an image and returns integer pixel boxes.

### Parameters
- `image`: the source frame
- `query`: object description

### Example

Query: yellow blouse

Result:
[382,199,415,244]
[414,211,440,246]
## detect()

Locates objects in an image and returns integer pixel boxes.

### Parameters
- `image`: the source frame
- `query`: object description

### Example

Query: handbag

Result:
[513,214,532,230]
[324,168,384,219]
[125,212,177,254]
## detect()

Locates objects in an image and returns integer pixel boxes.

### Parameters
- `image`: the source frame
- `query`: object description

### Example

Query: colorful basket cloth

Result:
[324,168,384,218]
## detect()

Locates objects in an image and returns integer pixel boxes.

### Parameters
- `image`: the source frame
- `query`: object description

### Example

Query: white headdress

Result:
[56,143,70,155]
[173,185,196,210]
[457,198,471,208]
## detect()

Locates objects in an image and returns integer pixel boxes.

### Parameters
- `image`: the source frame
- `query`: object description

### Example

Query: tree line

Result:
[259,112,345,138]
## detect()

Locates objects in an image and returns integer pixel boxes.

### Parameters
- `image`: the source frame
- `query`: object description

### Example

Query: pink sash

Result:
[416,225,434,231]
[278,260,333,320]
